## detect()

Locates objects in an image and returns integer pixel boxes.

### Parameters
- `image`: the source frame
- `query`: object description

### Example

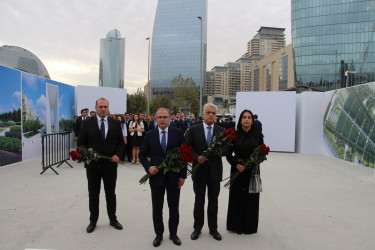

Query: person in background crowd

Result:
[74,108,89,142]
[149,113,158,130]
[124,113,132,162]
[90,111,96,117]
[253,114,262,132]
[129,114,144,164]
[117,115,127,149]
[176,112,184,129]
[74,115,78,121]
[140,113,149,134]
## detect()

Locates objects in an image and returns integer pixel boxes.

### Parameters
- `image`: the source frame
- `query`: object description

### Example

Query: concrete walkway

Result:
[0,152,374,250]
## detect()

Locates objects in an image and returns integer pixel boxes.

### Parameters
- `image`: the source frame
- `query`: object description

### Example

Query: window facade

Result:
[151,0,207,97]
[279,55,288,90]
[292,0,375,90]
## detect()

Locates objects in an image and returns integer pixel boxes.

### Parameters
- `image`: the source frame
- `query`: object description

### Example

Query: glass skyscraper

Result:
[292,0,375,90]
[99,29,125,88]
[151,0,207,97]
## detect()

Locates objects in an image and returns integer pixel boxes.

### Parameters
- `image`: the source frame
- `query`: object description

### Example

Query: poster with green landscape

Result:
[0,66,22,167]
[324,82,375,168]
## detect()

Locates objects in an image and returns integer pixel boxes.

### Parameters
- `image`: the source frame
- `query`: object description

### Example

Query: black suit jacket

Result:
[148,120,157,130]
[187,123,224,182]
[78,116,125,169]
[74,116,87,137]
[139,126,186,187]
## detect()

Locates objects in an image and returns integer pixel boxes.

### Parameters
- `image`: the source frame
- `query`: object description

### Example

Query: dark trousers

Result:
[125,140,132,161]
[150,178,181,236]
[86,165,117,223]
[193,179,220,231]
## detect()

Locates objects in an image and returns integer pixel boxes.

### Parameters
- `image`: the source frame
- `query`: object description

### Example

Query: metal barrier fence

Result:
[41,132,73,175]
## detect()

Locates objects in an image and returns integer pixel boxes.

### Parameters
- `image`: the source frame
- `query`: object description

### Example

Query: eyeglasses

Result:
[156,116,169,120]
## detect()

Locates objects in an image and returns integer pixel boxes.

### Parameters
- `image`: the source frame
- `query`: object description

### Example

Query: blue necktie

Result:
[206,126,212,147]
[161,130,167,154]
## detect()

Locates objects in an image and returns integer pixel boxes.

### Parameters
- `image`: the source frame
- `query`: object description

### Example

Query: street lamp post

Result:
[197,16,203,116]
[146,37,151,113]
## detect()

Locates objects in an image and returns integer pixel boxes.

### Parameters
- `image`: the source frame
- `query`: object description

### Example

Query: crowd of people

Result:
[75,99,264,247]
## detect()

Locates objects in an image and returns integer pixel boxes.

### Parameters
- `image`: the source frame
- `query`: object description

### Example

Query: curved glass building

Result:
[292,0,375,90]
[151,0,207,97]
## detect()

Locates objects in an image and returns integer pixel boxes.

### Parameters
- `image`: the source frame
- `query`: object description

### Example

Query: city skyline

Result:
[0,0,291,93]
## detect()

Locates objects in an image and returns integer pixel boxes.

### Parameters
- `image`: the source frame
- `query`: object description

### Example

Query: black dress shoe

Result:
[209,230,222,241]
[191,230,201,240]
[86,223,96,233]
[169,234,181,246]
[110,220,123,230]
[153,235,163,247]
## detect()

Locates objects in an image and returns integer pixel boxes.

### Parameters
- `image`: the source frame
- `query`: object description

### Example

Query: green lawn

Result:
[0,128,5,133]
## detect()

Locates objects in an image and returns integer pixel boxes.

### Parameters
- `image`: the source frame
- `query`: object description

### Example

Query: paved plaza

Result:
[1,152,374,250]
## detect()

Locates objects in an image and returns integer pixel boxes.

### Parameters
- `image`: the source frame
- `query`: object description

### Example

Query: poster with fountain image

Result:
[21,72,75,161]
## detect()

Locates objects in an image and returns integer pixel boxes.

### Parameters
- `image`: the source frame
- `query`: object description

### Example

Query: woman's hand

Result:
[236,163,246,172]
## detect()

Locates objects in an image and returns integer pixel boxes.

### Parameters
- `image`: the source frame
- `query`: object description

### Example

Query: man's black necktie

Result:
[100,118,105,140]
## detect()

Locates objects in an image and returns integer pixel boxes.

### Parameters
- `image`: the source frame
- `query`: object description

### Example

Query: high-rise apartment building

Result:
[151,0,207,98]
[205,58,251,97]
[99,29,125,88]
[292,0,375,90]
[244,27,286,62]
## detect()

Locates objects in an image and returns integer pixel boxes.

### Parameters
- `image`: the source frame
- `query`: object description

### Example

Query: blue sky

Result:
[0,65,21,114]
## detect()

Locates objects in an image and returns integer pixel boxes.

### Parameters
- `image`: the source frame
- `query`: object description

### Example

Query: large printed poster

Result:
[0,66,22,167]
[21,72,75,161]
[323,82,375,168]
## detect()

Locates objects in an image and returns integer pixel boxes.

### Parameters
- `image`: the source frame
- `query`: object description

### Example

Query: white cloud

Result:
[36,95,47,119]
[12,91,21,105]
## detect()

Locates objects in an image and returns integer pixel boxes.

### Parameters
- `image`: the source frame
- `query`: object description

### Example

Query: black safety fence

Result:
[41,132,73,175]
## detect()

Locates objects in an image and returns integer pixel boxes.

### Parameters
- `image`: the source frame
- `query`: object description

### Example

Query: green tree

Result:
[171,74,199,109]
[127,88,147,114]
[150,95,172,114]
[190,98,200,118]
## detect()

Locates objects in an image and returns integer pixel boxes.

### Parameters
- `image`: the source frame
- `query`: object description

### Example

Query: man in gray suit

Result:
[187,103,224,241]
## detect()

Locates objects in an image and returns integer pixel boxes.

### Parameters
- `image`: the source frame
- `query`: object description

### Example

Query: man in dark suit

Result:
[176,112,184,129]
[139,108,186,247]
[148,113,158,130]
[78,98,125,233]
[187,103,224,241]
[74,108,89,141]
[254,114,262,132]
[124,112,132,162]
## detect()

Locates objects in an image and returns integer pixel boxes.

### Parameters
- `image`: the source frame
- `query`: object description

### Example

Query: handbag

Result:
[248,174,262,193]
[248,165,262,193]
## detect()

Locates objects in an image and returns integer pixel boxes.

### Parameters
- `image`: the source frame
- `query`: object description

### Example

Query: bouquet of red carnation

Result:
[190,127,236,177]
[70,147,125,165]
[139,143,195,185]
[224,144,270,188]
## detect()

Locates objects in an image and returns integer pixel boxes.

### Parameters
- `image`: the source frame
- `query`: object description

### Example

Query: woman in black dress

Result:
[226,109,264,234]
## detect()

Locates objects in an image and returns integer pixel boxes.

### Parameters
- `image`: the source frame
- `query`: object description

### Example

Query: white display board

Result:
[295,92,326,155]
[236,91,296,152]
[75,85,127,115]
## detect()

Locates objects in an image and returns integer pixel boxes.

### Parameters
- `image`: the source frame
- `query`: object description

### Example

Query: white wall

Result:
[295,92,326,155]
[236,91,296,152]
[75,85,127,115]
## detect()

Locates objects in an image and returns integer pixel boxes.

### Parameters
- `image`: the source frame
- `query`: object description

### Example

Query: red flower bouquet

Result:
[190,127,236,177]
[139,143,195,185]
[224,144,270,188]
[70,147,125,165]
